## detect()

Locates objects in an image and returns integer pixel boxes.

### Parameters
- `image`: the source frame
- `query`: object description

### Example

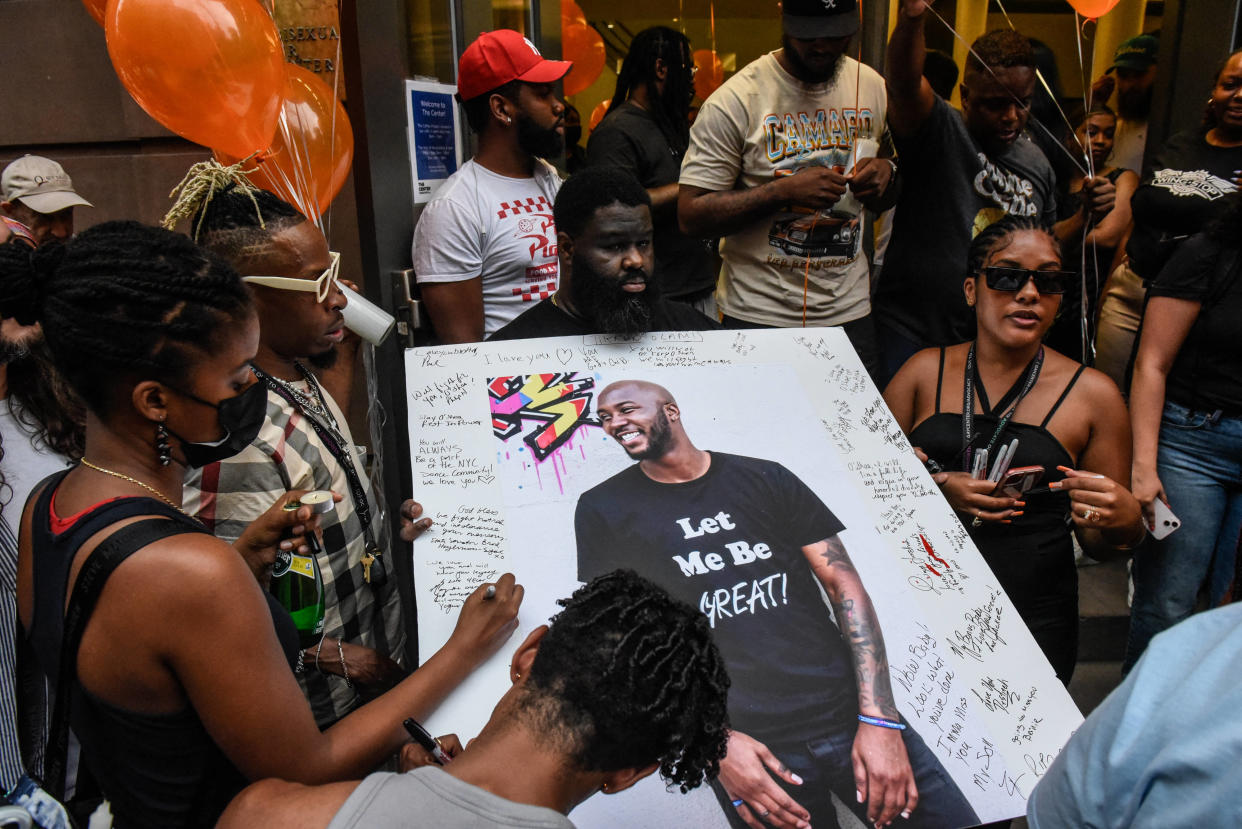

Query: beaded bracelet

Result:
[858,714,907,731]
[294,649,306,674]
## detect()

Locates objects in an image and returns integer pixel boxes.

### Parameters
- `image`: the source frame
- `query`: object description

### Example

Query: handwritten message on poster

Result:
[405,330,1082,827]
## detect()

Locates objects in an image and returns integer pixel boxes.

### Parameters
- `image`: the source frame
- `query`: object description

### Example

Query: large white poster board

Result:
[405,329,1082,827]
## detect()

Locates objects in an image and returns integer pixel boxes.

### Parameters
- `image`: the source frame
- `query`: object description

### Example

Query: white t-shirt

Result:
[680,53,887,328]
[412,159,563,337]
[0,400,70,789]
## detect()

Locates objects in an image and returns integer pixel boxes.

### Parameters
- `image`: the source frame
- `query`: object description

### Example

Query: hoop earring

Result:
[155,422,172,467]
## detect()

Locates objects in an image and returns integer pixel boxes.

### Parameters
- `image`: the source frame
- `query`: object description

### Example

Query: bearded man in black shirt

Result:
[575,380,978,829]
[488,168,717,341]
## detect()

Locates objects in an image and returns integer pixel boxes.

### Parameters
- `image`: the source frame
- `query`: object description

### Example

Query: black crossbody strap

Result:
[44,517,201,798]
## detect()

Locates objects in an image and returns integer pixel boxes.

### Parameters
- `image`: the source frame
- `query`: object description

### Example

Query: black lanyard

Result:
[253,363,377,549]
[961,342,1043,472]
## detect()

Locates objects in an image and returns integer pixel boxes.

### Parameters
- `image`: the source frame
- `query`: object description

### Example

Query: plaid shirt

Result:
[183,382,406,727]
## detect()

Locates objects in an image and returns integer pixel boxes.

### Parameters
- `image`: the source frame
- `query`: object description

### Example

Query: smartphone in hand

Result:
[1146,498,1182,540]
[993,465,1044,499]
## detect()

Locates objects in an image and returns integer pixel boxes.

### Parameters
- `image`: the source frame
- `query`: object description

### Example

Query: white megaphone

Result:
[340,284,396,346]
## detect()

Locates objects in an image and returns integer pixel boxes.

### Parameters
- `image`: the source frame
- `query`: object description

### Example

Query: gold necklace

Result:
[79,459,194,519]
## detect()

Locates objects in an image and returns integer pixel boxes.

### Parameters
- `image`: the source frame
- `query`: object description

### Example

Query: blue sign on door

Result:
[410,89,458,180]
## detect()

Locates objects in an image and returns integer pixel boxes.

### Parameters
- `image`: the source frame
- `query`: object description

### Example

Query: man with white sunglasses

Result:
[183,187,432,727]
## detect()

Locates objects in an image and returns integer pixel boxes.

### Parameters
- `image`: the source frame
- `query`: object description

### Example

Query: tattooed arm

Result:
[803,536,919,827]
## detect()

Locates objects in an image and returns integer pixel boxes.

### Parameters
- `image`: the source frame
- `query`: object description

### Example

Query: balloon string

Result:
[324,1,344,242]
[993,0,1092,175]
[799,0,864,328]
[922,2,1089,177]
[291,103,323,226]
[802,213,821,328]
[994,0,1016,30]
[957,0,1103,361]
[993,0,1083,148]
[1082,13,1101,362]
[709,1,716,63]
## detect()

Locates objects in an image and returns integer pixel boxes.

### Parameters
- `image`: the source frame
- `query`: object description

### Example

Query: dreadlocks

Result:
[521,569,731,793]
[606,26,695,154]
[0,221,252,415]
[190,185,305,271]
[162,160,307,271]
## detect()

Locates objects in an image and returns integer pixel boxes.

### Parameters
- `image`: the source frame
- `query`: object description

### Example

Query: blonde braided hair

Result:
[162,157,265,240]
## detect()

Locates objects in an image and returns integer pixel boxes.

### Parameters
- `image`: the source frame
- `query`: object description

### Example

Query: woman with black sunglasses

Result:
[885,216,1144,684]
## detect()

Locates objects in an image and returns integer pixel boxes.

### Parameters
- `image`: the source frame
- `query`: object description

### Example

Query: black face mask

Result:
[164,381,268,468]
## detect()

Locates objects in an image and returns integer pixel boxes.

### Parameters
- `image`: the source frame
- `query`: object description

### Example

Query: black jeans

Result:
[711,718,980,829]
[720,313,882,386]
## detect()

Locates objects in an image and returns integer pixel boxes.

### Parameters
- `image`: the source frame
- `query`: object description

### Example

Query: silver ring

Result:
[757,809,770,818]
[971,516,983,528]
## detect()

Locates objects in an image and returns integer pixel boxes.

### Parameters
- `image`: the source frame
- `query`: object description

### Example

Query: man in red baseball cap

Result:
[413,30,573,343]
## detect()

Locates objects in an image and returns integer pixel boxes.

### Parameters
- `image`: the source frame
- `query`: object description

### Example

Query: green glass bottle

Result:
[271,495,329,647]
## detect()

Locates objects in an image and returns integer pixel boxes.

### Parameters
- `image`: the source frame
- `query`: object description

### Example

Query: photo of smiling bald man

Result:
[574,379,978,829]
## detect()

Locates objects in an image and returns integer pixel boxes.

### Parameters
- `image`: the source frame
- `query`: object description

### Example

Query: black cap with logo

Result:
[782,0,860,40]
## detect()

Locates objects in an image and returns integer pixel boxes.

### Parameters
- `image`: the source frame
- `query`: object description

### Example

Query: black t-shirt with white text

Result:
[876,96,1058,347]
[1126,130,1242,281]
[575,452,853,740]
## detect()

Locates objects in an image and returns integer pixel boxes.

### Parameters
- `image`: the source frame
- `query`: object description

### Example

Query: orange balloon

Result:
[562,21,606,97]
[1065,0,1121,18]
[561,0,586,27]
[81,0,106,25]
[693,49,725,101]
[589,98,611,131]
[106,0,286,158]
[217,65,354,222]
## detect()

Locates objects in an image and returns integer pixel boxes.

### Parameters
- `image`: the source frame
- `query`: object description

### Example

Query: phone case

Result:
[1146,498,1182,540]
[996,465,1044,499]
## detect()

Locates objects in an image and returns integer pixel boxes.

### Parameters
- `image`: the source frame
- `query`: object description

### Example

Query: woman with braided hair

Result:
[218,569,732,828]
[3,221,523,828]
[886,216,1145,684]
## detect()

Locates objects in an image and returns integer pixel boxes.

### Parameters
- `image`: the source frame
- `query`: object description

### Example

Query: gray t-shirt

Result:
[328,766,576,829]
[680,52,887,328]
[875,96,1057,347]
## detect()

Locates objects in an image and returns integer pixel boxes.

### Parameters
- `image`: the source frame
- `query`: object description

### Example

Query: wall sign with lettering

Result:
[404,79,462,204]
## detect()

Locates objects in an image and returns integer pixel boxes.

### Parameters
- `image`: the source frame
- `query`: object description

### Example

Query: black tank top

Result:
[25,469,299,828]
[909,350,1087,682]
[909,347,1084,533]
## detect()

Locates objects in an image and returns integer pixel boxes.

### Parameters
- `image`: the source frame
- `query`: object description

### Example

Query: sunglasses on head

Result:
[980,266,1073,295]
[243,251,341,302]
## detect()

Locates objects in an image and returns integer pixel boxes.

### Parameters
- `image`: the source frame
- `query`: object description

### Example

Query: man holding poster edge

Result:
[574,380,978,829]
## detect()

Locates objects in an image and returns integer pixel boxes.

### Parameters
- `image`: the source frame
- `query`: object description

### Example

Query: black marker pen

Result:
[403,717,453,765]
